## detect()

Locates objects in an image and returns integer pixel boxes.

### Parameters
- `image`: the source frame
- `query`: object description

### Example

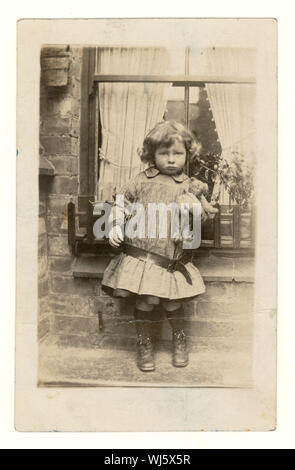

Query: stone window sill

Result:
[72,254,255,283]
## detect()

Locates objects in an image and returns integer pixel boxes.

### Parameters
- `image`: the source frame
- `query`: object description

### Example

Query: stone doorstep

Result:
[72,254,255,283]
[38,336,253,388]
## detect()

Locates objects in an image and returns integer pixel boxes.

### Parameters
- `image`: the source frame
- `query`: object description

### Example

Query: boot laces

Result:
[173,329,186,350]
[137,334,152,348]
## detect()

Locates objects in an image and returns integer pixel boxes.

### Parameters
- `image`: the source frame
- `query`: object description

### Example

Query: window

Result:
[72,46,256,253]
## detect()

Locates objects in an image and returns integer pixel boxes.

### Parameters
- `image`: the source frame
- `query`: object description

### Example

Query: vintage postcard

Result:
[15,18,277,431]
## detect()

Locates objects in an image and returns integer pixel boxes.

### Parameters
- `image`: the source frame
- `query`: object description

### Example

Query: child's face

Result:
[154,141,186,176]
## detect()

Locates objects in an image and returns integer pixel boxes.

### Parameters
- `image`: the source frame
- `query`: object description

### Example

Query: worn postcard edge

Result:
[15,18,277,431]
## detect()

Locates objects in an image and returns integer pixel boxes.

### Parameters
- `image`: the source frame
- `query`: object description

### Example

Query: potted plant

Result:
[217,152,255,211]
[191,151,255,241]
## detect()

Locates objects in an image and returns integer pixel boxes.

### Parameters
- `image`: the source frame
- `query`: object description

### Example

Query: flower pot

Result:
[240,212,251,240]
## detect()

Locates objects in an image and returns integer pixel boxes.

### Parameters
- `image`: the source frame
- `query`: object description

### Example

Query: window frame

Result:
[74,47,256,255]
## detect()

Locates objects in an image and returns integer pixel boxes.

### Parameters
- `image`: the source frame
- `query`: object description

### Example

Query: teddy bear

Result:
[174,177,219,248]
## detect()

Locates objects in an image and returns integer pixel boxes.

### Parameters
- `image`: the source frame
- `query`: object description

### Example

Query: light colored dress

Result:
[102,166,206,303]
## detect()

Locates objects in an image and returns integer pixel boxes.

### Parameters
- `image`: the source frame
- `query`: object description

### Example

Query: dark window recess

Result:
[190,87,222,156]
[78,47,99,227]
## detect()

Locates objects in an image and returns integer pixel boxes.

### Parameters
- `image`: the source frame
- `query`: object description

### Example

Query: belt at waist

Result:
[123,245,193,285]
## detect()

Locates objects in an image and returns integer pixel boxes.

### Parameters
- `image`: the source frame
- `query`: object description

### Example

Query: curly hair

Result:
[138,120,201,165]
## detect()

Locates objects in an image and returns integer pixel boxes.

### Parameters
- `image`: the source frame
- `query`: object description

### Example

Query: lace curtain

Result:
[203,48,256,204]
[96,47,171,201]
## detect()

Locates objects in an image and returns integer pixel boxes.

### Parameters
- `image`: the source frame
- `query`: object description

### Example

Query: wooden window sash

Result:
[79,48,98,225]
[92,74,256,85]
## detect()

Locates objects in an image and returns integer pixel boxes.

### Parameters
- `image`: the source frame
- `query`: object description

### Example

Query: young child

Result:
[102,120,217,372]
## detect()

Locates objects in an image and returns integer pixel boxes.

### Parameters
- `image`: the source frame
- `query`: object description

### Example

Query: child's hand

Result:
[201,207,208,222]
[109,225,124,248]
[173,234,183,244]
[199,194,219,220]
[204,204,219,220]
[206,208,219,219]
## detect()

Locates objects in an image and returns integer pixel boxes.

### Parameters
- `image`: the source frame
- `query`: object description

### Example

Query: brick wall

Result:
[86,281,254,344]
[46,276,254,350]
[39,46,82,340]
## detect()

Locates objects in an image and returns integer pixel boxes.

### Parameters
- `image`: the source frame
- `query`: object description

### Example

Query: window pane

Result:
[164,86,203,125]
[164,87,185,123]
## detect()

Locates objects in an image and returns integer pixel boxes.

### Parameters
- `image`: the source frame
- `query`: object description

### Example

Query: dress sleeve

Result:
[109,176,139,229]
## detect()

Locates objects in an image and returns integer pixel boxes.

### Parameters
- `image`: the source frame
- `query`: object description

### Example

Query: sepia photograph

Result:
[16,18,277,431]
[38,44,257,387]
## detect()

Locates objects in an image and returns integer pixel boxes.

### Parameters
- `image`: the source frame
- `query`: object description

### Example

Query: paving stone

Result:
[38,339,253,388]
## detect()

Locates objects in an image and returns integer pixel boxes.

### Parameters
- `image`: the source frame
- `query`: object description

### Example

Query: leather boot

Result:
[166,307,189,367]
[134,309,155,372]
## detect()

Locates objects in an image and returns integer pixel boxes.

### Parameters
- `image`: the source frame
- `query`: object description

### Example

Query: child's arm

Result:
[109,226,124,248]
[108,178,138,247]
